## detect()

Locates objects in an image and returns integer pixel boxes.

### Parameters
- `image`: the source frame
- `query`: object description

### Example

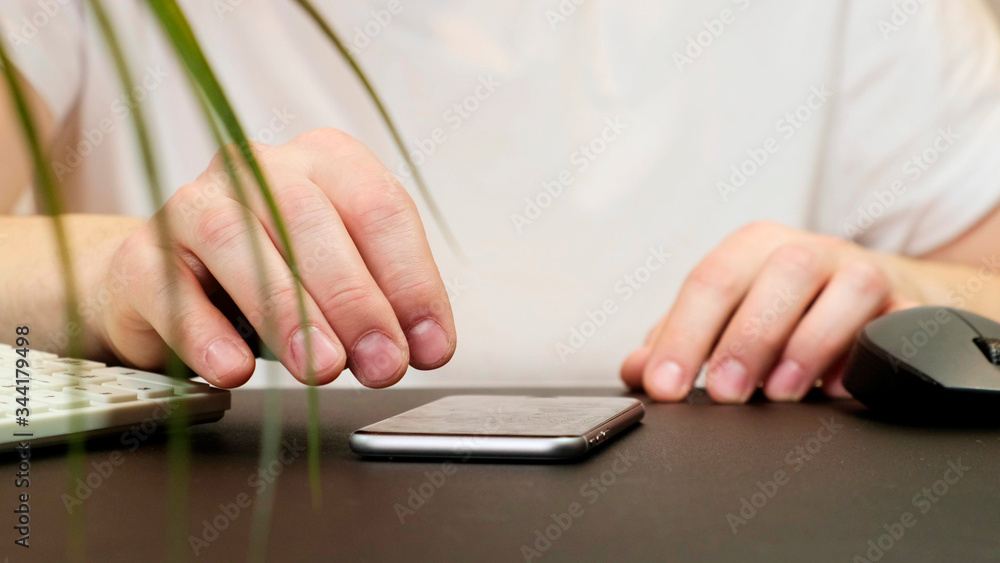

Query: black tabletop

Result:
[7,388,999,562]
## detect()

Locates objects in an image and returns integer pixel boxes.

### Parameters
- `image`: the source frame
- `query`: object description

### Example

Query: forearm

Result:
[0,214,143,358]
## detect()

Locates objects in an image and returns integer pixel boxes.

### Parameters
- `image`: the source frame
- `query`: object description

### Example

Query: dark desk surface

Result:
[8,388,1000,562]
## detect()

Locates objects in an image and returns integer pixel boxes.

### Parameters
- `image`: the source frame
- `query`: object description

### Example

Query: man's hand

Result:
[97,128,456,389]
[620,221,926,403]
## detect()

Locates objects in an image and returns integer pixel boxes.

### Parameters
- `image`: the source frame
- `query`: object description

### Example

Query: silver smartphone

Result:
[350,395,644,461]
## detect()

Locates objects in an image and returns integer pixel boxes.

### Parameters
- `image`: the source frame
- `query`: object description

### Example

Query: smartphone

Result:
[349,395,644,461]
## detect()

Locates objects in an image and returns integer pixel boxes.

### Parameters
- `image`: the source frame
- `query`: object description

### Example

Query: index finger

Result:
[285,129,456,370]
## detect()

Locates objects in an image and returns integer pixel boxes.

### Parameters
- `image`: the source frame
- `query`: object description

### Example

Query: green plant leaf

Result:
[146,4,324,560]
[88,2,197,560]
[0,26,88,563]
[293,0,468,264]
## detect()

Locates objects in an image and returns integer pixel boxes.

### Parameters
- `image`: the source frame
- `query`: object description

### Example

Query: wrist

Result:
[71,215,145,362]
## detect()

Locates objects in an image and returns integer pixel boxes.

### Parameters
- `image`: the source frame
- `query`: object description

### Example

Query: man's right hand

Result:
[96,128,456,388]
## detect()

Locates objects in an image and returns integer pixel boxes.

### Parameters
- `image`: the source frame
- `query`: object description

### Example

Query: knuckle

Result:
[233,139,268,158]
[209,141,268,172]
[735,220,783,240]
[195,204,249,250]
[815,233,851,250]
[348,180,417,236]
[798,332,838,364]
[755,323,788,349]
[840,260,889,296]
[165,183,206,220]
[251,279,301,326]
[171,182,202,205]
[382,269,443,305]
[318,281,378,318]
[296,127,357,152]
[276,182,332,236]
[685,259,741,298]
[768,244,821,276]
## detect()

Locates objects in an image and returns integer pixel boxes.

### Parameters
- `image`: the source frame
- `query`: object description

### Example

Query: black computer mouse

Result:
[843,306,1000,421]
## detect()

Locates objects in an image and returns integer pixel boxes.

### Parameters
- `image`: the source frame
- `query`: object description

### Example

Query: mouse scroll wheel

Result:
[974,337,1000,366]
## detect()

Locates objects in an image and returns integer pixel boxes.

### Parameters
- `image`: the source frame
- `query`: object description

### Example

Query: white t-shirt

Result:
[5,0,1000,386]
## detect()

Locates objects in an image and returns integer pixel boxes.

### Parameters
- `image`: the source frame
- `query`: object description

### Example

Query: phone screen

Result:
[359,395,639,437]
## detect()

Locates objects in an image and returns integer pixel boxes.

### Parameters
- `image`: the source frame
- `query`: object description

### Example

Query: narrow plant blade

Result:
[292,0,468,264]
[147,2,325,557]
[0,31,87,562]
[191,90,287,563]
[88,2,195,560]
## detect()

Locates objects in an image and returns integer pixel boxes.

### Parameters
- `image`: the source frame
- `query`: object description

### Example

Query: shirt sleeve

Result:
[816,0,1000,256]
[0,0,85,128]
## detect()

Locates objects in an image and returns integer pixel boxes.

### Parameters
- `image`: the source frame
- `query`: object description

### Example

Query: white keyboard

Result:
[0,344,231,451]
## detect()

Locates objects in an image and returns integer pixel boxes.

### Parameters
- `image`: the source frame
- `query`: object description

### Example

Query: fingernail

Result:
[205,337,249,384]
[406,319,451,367]
[648,360,687,399]
[353,331,405,386]
[709,357,751,402]
[291,326,342,380]
[766,359,807,401]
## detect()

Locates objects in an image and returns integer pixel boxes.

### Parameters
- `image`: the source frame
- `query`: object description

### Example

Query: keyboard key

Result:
[0,384,46,398]
[0,397,45,415]
[44,358,106,372]
[0,349,57,363]
[28,375,74,391]
[105,379,173,399]
[0,401,47,415]
[91,367,204,394]
[50,371,116,385]
[64,384,138,404]
[0,358,27,371]
[0,361,61,376]
[32,391,90,410]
